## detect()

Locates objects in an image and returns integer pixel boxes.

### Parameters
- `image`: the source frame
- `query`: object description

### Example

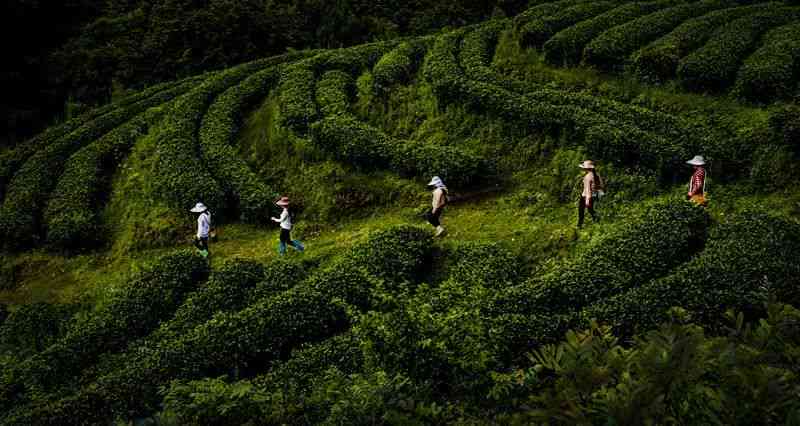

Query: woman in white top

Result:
[426,176,448,237]
[190,202,211,257]
[271,197,305,255]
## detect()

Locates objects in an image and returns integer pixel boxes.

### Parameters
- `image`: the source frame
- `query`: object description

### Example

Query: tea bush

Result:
[583,0,733,71]
[732,22,800,103]
[0,303,76,357]
[677,6,800,93]
[316,70,354,117]
[514,0,594,27]
[373,40,429,91]
[278,60,318,132]
[543,0,677,66]
[631,2,780,82]
[198,63,290,223]
[520,1,621,49]
[0,81,197,250]
[43,108,166,249]
[0,250,207,409]
[583,213,800,338]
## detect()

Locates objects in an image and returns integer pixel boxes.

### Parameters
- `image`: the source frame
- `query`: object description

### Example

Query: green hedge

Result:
[278,60,319,132]
[583,0,734,71]
[372,39,429,91]
[520,1,621,49]
[198,65,286,224]
[732,22,800,103]
[0,76,204,204]
[582,213,800,338]
[310,42,396,76]
[514,0,596,27]
[0,303,75,357]
[0,250,207,410]
[310,113,488,188]
[543,0,677,66]
[0,80,197,250]
[631,2,781,82]
[491,199,708,319]
[316,70,354,116]
[440,241,522,288]
[43,108,166,249]
[461,20,509,85]
[677,6,800,93]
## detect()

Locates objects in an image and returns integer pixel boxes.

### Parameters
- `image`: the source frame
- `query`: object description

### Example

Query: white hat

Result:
[686,155,706,166]
[579,160,595,169]
[190,202,208,213]
[427,176,444,187]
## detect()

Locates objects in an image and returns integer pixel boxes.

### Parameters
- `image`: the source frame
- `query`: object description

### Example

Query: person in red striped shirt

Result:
[686,155,707,204]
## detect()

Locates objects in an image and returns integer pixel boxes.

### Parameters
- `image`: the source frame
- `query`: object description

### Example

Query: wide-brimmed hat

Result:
[275,197,290,207]
[686,155,706,166]
[427,176,444,187]
[579,160,595,169]
[190,202,208,213]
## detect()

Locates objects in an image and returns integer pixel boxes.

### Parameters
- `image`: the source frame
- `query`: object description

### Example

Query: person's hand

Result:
[687,191,692,197]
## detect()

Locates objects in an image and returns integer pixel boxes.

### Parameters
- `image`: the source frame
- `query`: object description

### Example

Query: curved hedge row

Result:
[43,108,167,249]
[0,75,204,204]
[372,39,430,91]
[514,0,595,27]
[0,250,208,411]
[0,80,198,250]
[0,303,75,358]
[310,114,488,188]
[278,61,319,132]
[316,70,354,116]
[582,213,800,338]
[583,0,734,71]
[460,20,509,85]
[520,1,621,49]
[310,42,396,76]
[677,6,800,92]
[631,2,781,83]
[732,22,800,103]
[543,0,677,66]
[198,66,283,224]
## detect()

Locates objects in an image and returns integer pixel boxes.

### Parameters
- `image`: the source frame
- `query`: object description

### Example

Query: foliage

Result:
[278,61,319,132]
[732,22,800,103]
[583,0,733,72]
[372,40,430,91]
[0,303,76,357]
[631,2,781,83]
[520,1,621,49]
[677,6,800,93]
[493,304,800,424]
[316,70,355,117]
[543,0,677,67]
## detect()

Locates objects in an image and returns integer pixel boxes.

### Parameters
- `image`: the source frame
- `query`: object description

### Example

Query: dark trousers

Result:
[279,228,304,255]
[426,209,443,227]
[194,236,209,252]
[578,196,598,228]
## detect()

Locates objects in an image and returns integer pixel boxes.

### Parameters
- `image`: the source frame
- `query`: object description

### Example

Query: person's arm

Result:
[432,189,442,213]
[583,175,593,207]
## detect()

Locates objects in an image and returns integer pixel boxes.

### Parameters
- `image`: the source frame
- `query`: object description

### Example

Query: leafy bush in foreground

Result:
[583,0,734,71]
[0,303,75,358]
[631,2,781,82]
[732,22,800,103]
[677,6,800,92]
[543,0,677,66]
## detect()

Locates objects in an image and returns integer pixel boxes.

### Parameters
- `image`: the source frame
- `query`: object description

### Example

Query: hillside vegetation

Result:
[1,0,800,423]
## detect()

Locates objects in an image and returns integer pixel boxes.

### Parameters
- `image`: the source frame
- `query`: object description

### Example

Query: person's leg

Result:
[427,209,439,228]
[279,229,290,255]
[198,237,209,257]
[290,239,305,252]
[432,209,445,237]
[588,200,598,223]
[578,197,586,228]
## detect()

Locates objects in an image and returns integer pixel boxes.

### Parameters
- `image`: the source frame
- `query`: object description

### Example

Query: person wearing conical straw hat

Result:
[271,196,305,255]
[686,155,708,206]
[426,176,448,238]
[190,202,211,258]
[578,160,603,229]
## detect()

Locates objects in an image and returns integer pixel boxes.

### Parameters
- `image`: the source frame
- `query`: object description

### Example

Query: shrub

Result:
[440,241,522,288]
[543,0,677,67]
[460,20,509,84]
[582,213,800,338]
[514,0,595,27]
[492,198,708,317]
[43,108,165,249]
[631,2,781,82]
[0,250,207,409]
[769,104,800,155]
[310,42,396,76]
[0,303,75,357]
[732,22,800,103]
[198,64,289,224]
[0,76,204,204]
[309,114,394,169]
[278,60,319,132]
[677,6,800,93]
[583,0,734,71]
[372,39,430,91]
[520,1,621,49]
[0,80,197,250]
[316,70,354,116]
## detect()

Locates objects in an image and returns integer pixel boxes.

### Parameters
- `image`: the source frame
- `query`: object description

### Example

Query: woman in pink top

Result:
[578,160,603,229]
[686,155,707,199]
